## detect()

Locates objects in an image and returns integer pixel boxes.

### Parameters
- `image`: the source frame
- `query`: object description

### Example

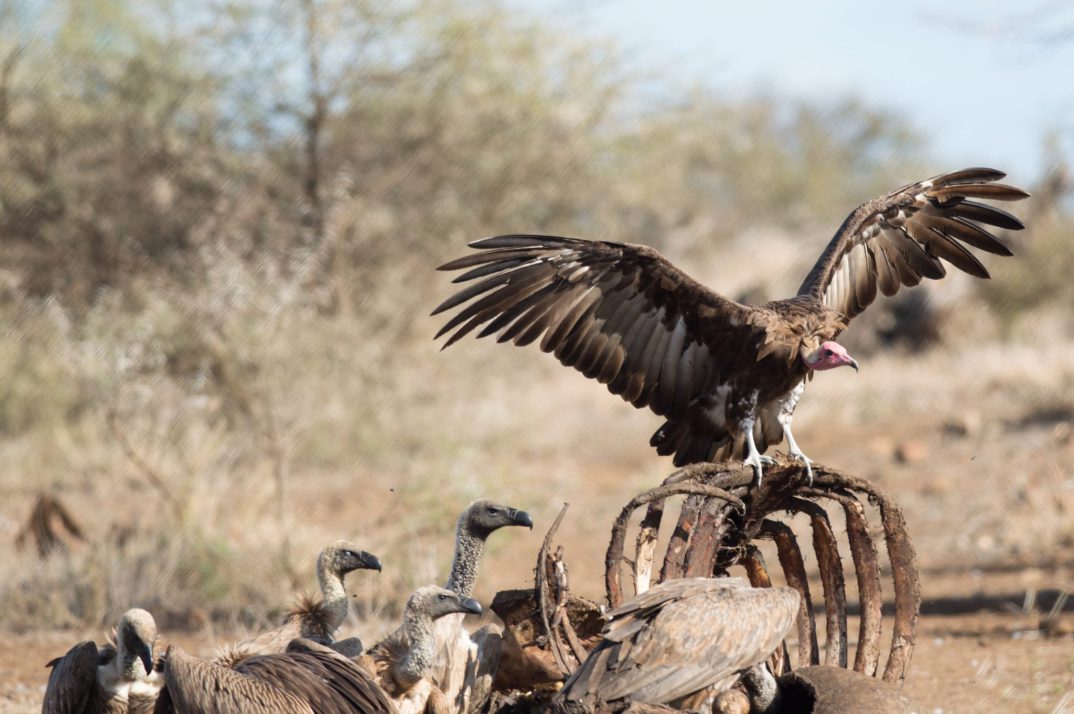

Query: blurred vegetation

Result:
[0,0,1070,632]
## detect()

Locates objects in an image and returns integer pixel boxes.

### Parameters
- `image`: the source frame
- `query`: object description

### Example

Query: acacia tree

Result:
[0,0,228,305]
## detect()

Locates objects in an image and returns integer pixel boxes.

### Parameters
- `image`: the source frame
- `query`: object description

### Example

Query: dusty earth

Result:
[6,600,1074,712]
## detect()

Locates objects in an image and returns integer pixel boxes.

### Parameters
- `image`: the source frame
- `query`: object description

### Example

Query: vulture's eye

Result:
[438,593,448,601]
[487,508,499,516]
[822,349,832,357]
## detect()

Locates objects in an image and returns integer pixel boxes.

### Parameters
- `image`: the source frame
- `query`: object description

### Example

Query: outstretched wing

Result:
[797,168,1028,320]
[433,235,761,419]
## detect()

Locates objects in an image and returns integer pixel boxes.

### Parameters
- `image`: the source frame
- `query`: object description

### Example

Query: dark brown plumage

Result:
[558,577,799,709]
[433,168,1027,482]
[153,639,393,714]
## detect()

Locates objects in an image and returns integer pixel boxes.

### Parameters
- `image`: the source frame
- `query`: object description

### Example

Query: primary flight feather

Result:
[432,168,1028,483]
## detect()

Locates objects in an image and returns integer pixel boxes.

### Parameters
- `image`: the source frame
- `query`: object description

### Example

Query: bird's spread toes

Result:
[790,450,814,486]
[742,455,768,487]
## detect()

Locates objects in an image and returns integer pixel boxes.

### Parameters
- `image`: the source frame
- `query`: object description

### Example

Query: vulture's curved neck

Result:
[316,555,349,633]
[446,519,486,597]
[397,611,436,687]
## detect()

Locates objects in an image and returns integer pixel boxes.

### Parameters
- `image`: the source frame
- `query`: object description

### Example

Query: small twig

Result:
[106,408,183,521]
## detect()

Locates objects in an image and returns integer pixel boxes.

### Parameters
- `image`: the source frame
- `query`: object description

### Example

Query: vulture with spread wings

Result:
[432,169,1028,482]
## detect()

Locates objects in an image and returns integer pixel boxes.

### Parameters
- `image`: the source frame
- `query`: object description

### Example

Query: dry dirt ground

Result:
[4,340,1074,713]
[6,608,1074,712]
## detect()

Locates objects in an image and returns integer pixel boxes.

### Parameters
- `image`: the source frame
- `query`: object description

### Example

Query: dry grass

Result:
[2,204,1074,714]
[3,244,1074,630]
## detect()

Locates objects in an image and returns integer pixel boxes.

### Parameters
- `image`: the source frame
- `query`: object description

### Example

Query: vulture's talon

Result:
[789,451,814,486]
[743,454,774,487]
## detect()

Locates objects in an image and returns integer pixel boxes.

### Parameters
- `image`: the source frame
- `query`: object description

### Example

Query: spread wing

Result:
[42,641,100,714]
[797,168,1028,320]
[433,235,762,419]
[561,577,800,705]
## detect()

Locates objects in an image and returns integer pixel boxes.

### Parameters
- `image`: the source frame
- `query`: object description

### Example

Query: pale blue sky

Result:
[523,0,1074,180]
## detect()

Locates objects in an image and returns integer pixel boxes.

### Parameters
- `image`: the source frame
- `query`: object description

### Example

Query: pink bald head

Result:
[805,341,859,372]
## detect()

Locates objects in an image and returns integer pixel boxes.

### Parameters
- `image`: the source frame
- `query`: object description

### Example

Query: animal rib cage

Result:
[596,460,922,684]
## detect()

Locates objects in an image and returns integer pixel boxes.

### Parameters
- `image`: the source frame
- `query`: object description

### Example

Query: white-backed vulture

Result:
[434,169,1028,483]
[235,540,381,657]
[43,608,161,714]
[365,585,484,714]
[153,638,393,714]
[558,577,799,710]
[444,500,533,598]
[434,500,532,714]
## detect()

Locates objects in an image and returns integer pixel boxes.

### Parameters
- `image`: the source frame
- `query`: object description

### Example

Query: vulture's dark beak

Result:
[459,596,483,616]
[360,552,383,572]
[510,509,534,529]
[849,358,860,373]
[136,642,154,676]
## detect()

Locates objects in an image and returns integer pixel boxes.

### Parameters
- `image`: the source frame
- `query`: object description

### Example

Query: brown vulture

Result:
[558,577,799,709]
[432,168,1028,482]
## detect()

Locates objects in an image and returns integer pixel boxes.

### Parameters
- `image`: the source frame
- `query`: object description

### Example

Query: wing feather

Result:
[798,168,1027,319]
[561,578,799,705]
[949,199,1025,230]
[42,641,100,714]
[435,236,759,420]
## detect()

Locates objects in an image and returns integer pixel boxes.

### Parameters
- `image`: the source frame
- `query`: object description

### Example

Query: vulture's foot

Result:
[789,449,814,486]
[781,422,813,486]
[742,453,776,486]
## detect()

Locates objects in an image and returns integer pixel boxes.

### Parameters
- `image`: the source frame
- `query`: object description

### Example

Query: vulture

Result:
[364,585,484,714]
[437,500,533,714]
[153,638,394,714]
[43,608,161,714]
[367,500,532,714]
[433,168,1029,482]
[445,499,534,598]
[234,540,381,658]
[558,577,799,710]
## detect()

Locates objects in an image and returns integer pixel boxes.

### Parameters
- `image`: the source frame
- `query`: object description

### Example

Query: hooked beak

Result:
[510,509,534,529]
[848,358,860,373]
[136,642,155,676]
[459,596,483,616]
[360,551,383,572]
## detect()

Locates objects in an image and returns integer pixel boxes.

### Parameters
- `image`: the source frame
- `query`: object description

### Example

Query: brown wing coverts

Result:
[560,577,800,705]
[433,236,753,419]
[156,641,393,714]
[797,168,1028,319]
